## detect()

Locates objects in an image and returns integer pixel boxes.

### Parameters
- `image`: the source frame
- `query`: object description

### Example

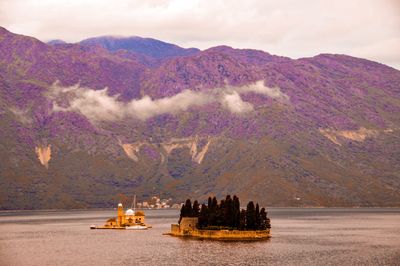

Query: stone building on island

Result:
[91,202,148,229]
[170,217,270,240]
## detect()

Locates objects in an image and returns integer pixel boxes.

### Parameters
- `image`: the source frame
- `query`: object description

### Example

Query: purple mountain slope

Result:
[47,39,67,45]
[79,36,200,59]
[0,26,399,209]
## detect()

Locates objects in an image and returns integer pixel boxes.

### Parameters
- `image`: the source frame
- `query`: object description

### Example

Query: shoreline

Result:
[166,227,271,241]
[1,206,400,213]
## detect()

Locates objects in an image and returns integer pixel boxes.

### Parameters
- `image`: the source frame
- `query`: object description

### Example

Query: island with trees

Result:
[168,195,271,240]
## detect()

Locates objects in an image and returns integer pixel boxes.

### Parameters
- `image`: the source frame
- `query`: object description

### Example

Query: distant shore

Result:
[2,206,400,212]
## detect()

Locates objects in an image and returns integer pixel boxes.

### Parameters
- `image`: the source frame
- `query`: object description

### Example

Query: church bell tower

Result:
[117,203,124,226]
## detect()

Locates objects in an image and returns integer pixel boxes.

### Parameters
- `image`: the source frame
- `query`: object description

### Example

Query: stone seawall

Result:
[169,224,270,240]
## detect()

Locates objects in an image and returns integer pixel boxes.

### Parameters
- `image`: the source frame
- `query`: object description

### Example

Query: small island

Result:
[167,195,271,240]
[90,201,151,230]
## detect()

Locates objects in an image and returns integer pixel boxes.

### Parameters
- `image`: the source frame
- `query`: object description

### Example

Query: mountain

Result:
[47,39,67,45]
[0,26,399,209]
[79,36,200,59]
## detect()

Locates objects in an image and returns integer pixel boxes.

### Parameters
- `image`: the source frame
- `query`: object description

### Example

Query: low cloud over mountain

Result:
[49,81,288,122]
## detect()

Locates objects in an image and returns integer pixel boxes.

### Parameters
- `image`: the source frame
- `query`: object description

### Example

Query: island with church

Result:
[167,195,271,240]
[90,201,151,230]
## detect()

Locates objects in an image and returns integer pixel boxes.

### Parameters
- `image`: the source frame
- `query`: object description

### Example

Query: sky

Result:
[0,0,399,69]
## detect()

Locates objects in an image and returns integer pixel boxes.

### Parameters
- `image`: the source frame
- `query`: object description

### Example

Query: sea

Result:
[0,208,399,265]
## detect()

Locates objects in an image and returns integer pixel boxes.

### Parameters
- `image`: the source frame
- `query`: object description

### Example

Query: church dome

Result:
[125,209,135,215]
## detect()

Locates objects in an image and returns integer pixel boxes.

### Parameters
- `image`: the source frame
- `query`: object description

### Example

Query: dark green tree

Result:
[198,204,208,228]
[265,212,271,229]
[207,197,212,208]
[184,199,192,217]
[233,195,240,228]
[212,197,218,209]
[224,195,235,228]
[239,209,246,230]
[178,204,185,224]
[216,199,225,226]
[259,208,268,230]
[255,203,260,230]
[246,201,256,230]
[192,200,200,217]
[208,197,218,226]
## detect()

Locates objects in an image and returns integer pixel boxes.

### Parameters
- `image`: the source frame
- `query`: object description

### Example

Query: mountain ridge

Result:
[78,35,200,59]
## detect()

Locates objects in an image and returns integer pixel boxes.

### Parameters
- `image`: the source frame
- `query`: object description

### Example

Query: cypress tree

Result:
[198,204,208,228]
[208,197,218,226]
[179,204,185,224]
[192,200,200,217]
[184,199,192,217]
[225,195,234,228]
[212,197,218,209]
[260,208,267,230]
[266,214,271,229]
[216,199,225,226]
[246,201,256,230]
[233,195,240,228]
[255,203,260,230]
[239,209,246,230]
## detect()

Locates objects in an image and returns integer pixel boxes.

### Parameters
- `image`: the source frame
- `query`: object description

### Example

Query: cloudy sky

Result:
[1,0,399,69]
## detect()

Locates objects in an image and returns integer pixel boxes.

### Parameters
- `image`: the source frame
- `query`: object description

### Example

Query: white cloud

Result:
[49,80,288,121]
[221,91,254,113]
[127,90,211,120]
[0,0,399,69]
[233,80,289,100]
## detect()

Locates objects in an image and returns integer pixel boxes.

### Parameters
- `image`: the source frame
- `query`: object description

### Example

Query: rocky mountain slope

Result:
[48,35,200,67]
[79,36,200,59]
[1,27,399,209]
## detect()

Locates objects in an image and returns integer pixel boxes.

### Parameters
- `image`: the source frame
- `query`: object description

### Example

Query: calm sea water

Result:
[0,208,399,266]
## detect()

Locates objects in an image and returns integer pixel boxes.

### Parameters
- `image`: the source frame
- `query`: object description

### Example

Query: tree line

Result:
[179,195,271,230]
